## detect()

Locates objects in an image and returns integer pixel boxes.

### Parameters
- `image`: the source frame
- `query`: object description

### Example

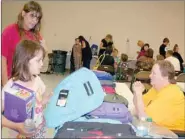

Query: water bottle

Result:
[24,119,36,133]
[136,117,148,137]
[146,117,153,133]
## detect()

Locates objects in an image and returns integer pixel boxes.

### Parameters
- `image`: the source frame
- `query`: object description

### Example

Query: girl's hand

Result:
[16,122,36,137]
[40,39,45,47]
[42,92,53,106]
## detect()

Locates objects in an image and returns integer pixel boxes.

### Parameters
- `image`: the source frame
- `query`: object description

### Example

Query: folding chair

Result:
[130,70,152,94]
[175,71,182,76]
[176,73,185,96]
[176,73,185,82]
[115,68,135,82]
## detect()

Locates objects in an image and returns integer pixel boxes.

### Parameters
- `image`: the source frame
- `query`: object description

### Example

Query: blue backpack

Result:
[93,70,113,80]
[44,68,105,128]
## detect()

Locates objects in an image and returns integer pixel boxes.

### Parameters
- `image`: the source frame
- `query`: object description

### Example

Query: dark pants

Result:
[83,59,91,69]
[70,59,75,73]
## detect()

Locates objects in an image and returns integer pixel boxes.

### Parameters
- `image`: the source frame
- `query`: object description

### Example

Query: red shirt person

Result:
[2,1,46,86]
[137,43,150,59]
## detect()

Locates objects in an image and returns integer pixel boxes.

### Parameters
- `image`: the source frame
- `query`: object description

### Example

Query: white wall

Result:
[2,1,185,59]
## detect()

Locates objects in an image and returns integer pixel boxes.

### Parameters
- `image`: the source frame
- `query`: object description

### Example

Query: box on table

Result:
[4,83,36,123]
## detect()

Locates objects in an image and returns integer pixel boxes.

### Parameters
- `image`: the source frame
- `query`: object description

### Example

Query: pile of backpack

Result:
[91,70,131,123]
[44,68,139,139]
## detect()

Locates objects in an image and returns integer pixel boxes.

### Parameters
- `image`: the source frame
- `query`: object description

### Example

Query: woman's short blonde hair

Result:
[106,34,113,40]
[137,40,144,46]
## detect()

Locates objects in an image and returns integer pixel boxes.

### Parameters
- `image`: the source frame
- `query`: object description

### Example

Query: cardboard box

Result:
[4,83,35,122]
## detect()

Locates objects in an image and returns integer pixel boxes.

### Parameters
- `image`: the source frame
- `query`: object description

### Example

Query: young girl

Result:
[112,48,120,70]
[70,38,82,73]
[2,40,52,138]
[115,54,129,81]
[117,53,129,72]
[137,43,149,59]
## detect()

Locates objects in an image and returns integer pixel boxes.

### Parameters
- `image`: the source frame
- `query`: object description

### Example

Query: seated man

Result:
[133,60,185,131]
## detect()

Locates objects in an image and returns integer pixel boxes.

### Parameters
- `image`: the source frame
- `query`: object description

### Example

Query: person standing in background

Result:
[2,1,46,87]
[98,34,114,57]
[173,44,184,72]
[159,37,170,58]
[70,38,82,73]
[78,36,92,69]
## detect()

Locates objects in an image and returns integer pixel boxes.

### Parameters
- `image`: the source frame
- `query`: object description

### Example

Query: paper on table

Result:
[115,82,135,112]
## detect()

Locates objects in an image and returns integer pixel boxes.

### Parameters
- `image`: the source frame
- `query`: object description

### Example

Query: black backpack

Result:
[54,122,142,139]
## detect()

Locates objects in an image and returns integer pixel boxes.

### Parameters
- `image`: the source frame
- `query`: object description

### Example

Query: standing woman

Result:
[2,1,46,86]
[98,34,113,57]
[78,36,92,69]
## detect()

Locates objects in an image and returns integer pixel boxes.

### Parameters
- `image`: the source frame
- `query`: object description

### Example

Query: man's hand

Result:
[133,81,145,96]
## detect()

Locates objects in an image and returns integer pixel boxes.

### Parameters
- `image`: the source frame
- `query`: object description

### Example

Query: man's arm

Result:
[134,94,147,118]
[133,81,147,118]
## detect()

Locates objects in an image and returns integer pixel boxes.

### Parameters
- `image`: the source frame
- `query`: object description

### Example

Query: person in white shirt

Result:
[165,50,180,71]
